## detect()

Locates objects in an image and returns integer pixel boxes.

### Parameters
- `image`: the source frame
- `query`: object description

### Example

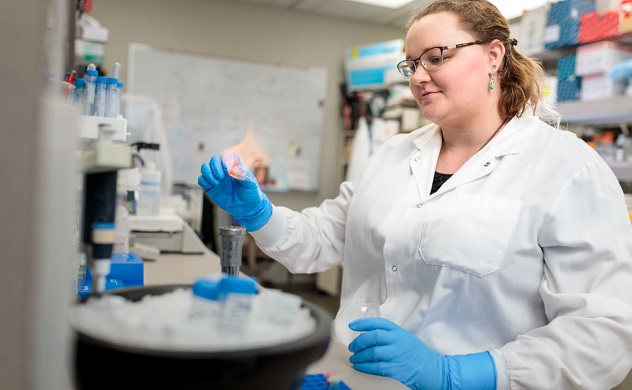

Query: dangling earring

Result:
[489,64,497,91]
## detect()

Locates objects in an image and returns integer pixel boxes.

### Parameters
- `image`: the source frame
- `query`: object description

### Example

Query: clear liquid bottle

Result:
[137,162,162,216]
[113,179,130,253]
[189,278,221,322]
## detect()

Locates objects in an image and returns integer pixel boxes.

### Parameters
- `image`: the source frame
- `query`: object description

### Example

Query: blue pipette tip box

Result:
[108,252,144,288]
[76,252,145,297]
[301,373,351,389]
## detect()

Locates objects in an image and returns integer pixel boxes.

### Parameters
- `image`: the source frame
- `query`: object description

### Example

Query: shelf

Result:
[556,96,632,126]
[601,156,632,182]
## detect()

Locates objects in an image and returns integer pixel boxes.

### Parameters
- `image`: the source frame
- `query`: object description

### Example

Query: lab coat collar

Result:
[414,113,537,197]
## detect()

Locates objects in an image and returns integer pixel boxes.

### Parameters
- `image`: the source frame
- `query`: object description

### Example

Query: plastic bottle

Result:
[83,67,98,116]
[73,78,86,113]
[123,167,140,215]
[115,81,124,117]
[93,76,108,117]
[137,162,162,216]
[216,276,257,335]
[105,77,118,118]
[189,278,221,321]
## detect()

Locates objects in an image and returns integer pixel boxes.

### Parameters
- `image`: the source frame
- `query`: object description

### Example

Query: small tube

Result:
[104,77,118,118]
[111,62,121,80]
[93,76,108,117]
[83,68,98,116]
[218,226,246,276]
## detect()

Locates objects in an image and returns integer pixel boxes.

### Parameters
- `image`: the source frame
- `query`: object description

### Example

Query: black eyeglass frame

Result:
[396,40,490,79]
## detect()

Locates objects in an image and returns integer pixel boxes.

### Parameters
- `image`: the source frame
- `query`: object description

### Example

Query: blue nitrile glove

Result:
[198,152,272,231]
[610,58,632,81]
[348,318,497,390]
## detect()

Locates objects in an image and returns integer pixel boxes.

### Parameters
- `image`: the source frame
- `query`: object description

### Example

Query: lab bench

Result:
[143,247,407,390]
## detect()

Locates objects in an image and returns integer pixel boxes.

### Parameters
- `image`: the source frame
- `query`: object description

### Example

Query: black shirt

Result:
[430,171,452,195]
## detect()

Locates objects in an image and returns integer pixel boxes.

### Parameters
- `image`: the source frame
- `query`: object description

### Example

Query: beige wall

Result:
[91,0,405,210]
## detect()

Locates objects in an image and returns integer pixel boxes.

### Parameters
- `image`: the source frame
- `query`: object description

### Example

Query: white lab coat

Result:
[251,112,632,389]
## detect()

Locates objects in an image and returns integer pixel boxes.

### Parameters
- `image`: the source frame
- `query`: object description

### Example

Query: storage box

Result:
[557,77,582,101]
[596,0,623,11]
[557,54,577,81]
[622,2,632,33]
[545,18,581,49]
[344,39,404,91]
[520,4,551,54]
[547,0,596,25]
[578,10,622,43]
[575,41,632,76]
[580,72,628,100]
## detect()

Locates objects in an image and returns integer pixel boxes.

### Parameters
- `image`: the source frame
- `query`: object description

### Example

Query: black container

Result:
[72,284,332,390]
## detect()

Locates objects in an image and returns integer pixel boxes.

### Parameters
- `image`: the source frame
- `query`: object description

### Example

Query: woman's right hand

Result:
[198,152,272,231]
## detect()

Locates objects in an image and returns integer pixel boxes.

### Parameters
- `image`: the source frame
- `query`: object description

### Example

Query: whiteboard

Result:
[127,43,327,192]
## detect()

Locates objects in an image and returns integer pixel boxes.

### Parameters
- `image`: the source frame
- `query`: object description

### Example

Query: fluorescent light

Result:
[490,0,551,20]
[343,0,416,9]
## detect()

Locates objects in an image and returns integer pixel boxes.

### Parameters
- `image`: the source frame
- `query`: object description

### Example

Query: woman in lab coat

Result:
[199,0,632,388]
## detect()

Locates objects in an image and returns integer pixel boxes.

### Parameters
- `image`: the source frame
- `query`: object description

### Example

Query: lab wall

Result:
[91,0,405,210]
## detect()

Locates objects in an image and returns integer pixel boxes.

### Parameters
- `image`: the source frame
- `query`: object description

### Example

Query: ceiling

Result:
[230,0,435,29]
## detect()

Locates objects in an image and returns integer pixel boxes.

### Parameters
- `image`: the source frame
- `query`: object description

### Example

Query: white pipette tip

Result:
[112,62,121,80]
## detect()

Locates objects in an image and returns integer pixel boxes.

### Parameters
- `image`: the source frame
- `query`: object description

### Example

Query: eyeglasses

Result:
[396,40,488,79]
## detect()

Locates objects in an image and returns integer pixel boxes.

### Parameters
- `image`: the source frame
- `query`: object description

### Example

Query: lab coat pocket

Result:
[418,193,523,277]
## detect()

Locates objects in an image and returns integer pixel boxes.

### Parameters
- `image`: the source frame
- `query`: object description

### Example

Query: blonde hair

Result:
[407,0,560,126]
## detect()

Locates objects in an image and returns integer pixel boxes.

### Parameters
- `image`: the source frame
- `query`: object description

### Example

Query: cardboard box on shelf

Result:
[575,41,632,76]
[622,1,632,33]
[579,10,622,43]
[580,72,628,101]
